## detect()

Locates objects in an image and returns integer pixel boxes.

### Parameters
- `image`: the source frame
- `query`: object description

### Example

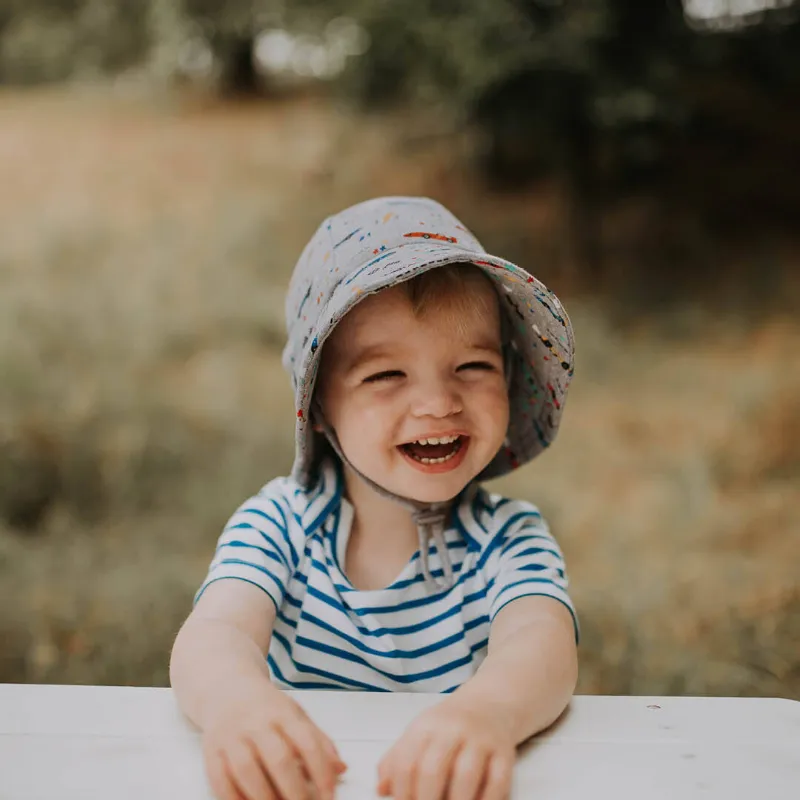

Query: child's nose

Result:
[410,377,463,418]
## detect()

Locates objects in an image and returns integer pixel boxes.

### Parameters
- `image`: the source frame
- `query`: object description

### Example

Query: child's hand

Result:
[376,698,516,800]
[201,683,347,800]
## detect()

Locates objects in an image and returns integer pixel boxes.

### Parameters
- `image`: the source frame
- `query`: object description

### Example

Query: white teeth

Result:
[419,450,458,465]
[403,435,464,465]
[414,434,459,446]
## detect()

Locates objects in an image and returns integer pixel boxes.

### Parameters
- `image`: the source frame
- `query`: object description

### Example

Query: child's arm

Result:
[170,580,346,800]
[170,580,277,729]
[377,595,577,800]
[450,594,578,742]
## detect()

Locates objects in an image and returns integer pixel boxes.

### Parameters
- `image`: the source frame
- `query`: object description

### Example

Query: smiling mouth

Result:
[398,435,466,464]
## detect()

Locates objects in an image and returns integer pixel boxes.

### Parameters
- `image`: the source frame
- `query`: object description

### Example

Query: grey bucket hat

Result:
[282,196,574,492]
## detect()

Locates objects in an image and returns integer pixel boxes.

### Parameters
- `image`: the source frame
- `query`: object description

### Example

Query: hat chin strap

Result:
[312,401,456,591]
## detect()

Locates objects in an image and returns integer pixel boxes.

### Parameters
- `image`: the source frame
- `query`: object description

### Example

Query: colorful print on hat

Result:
[281,196,574,488]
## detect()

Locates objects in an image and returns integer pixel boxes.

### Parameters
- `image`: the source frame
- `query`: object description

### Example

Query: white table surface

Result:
[1,684,798,799]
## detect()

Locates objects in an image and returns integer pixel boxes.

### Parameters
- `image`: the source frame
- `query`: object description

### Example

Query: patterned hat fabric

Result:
[281,196,574,488]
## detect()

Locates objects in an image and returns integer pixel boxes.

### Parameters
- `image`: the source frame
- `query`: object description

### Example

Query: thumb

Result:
[376,756,393,796]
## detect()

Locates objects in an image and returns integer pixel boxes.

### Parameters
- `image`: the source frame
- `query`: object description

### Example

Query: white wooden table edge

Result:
[1,684,799,800]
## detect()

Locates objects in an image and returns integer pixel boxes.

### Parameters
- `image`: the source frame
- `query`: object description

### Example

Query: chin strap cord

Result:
[313,401,456,590]
[411,504,454,590]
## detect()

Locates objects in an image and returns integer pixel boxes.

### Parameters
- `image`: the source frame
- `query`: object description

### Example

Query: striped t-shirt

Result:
[195,458,577,693]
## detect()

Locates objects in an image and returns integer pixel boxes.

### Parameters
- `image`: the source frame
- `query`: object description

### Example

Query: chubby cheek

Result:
[472,381,510,434]
[337,393,402,448]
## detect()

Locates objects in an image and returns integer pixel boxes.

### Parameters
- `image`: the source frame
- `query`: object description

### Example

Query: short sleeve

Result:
[193,479,300,612]
[482,503,579,642]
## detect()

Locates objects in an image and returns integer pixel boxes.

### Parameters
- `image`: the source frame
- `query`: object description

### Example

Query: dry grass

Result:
[0,86,798,698]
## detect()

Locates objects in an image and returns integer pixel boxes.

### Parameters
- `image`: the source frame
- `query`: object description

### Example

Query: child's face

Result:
[316,279,510,504]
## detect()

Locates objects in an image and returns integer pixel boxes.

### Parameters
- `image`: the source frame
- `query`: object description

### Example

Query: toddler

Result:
[170,197,579,800]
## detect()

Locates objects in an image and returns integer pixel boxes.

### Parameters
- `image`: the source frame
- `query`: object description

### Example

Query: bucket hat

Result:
[281,197,574,587]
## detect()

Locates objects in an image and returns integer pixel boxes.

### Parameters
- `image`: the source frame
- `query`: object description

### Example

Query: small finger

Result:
[386,747,420,800]
[255,726,312,800]
[446,745,489,800]
[414,740,463,800]
[280,719,339,799]
[203,744,245,800]
[377,744,397,796]
[223,739,277,800]
[292,706,346,770]
[479,753,514,800]
[320,731,348,773]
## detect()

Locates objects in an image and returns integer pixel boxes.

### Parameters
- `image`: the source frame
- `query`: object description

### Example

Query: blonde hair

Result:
[400,263,499,338]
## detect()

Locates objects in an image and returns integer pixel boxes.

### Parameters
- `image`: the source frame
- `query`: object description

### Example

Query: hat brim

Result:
[289,241,574,487]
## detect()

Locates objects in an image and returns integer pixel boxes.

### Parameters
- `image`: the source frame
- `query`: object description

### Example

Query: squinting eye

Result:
[364,370,404,383]
[458,361,496,372]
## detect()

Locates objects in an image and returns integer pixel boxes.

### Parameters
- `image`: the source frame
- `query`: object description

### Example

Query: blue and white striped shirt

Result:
[195,458,577,693]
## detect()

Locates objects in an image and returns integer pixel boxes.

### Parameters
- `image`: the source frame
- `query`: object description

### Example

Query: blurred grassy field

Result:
[0,87,798,697]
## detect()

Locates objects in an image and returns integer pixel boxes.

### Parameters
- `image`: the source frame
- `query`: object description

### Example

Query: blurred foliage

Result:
[3,1,799,192]
[328,0,800,194]
[0,0,147,82]
[1,0,799,276]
